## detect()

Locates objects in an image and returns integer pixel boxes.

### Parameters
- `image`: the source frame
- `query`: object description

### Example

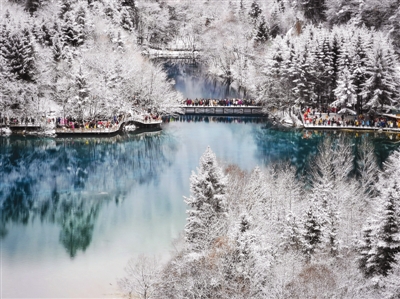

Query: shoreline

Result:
[303,124,400,133]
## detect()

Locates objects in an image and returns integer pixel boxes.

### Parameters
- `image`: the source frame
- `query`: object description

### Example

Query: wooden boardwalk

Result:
[303,124,400,133]
[55,117,162,136]
[179,106,265,116]
[55,126,121,136]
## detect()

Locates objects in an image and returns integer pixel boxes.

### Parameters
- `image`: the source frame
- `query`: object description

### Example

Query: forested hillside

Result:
[0,0,182,121]
[1,0,400,119]
[119,142,400,298]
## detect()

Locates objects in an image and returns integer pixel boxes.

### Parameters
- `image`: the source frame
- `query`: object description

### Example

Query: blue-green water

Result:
[1,117,399,298]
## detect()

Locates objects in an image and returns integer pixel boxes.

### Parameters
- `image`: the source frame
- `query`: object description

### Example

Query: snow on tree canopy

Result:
[184,146,228,252]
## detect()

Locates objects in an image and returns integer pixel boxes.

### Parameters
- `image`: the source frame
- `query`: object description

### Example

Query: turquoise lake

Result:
[1,60,400,297]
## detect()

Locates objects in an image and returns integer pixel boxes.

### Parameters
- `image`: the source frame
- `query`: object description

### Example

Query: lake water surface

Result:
[1,61,400,298]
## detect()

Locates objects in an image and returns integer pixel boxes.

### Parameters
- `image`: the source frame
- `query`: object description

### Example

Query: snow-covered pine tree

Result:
[362,46,399,110]
[312,35,328,105]
[325,0,359,25]
[20,27,36,82]
[301,205,323,259]
[281,41,297,105]
[281,211,303,252]
[75,5,86,46]
[269,9,281,38]
[261,43,288,109]
[356,137,378,198]
[1,26,36,82]
[300,0,326,24]
[243,166,268,213]
[231,212,269,299]
[291,45,316,107]
[59,0,73,20]
[338,41,352,71]
[69,66,90,122]
[255,16,269,43]
[322,35,334,101]
[120,0,138,31]
[358,190,400,277]
[330,34,341,101]
[358,149,400,277]
[352,34,369,113]
[61,11,80,47]
[184,147,228,251]
[38,19,53,46]
[325,206,339,256]
[333,66,356,108]
[249,0,262,23]
[358,221,374,277]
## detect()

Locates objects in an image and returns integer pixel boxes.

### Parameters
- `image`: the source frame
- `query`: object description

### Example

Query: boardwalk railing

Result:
[55,126,121,135]
[304,123,400,132]
[178,105,265,116]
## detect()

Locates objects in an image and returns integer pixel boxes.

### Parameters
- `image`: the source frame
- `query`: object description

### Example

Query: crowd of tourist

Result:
[0,116,42,125]
[183,98,260,107]
[162,115,267,124]
[56,115,123,130]
[143,114,161,122]
[303,107,400,128]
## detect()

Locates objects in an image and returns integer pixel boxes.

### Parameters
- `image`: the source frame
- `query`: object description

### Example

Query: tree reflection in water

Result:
[0,131,177,258]
[251,126,400,175]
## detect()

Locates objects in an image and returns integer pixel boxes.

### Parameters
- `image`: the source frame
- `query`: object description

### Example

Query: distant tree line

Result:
[259,24,400,113]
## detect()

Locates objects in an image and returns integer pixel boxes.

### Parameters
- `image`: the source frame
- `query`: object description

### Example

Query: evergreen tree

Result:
[269,9,281,38]
[300,0,326,23]
[61,6,86,47]
[334,66,356,108]
[20,27,36,82]
[249,1,262,22]
[302,206,323,259]
[120,0,138,31]
[39,20,53,46]
[281,212,303,252]
[59,0,73,20]
[325,206,339,256]
[330,34,341,101]
[358,190,400,277]
[184,147,228,251]
[362,47,399,110]
[356,137,378,197]
[352,35,369,113]
[255,16,269,43]
[75,5,86,46]
[25,0,41,15]
[291,45,316,107]
[1,27,36,82]
[61,11,80,47]
[70,66,90,122]
[358,222,374,277]
[263,44,288,109]
[358,149,400,277]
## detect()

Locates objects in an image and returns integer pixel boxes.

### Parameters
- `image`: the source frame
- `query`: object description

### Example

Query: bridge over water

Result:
[179,106,265,116]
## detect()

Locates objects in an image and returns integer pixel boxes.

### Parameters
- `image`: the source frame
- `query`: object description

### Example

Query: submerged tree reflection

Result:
[252,126,400,174]
[0,131,177,257]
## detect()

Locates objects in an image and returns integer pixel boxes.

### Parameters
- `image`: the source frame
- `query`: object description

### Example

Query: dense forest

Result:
[1,0,400,121]
[119,141,400,298]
